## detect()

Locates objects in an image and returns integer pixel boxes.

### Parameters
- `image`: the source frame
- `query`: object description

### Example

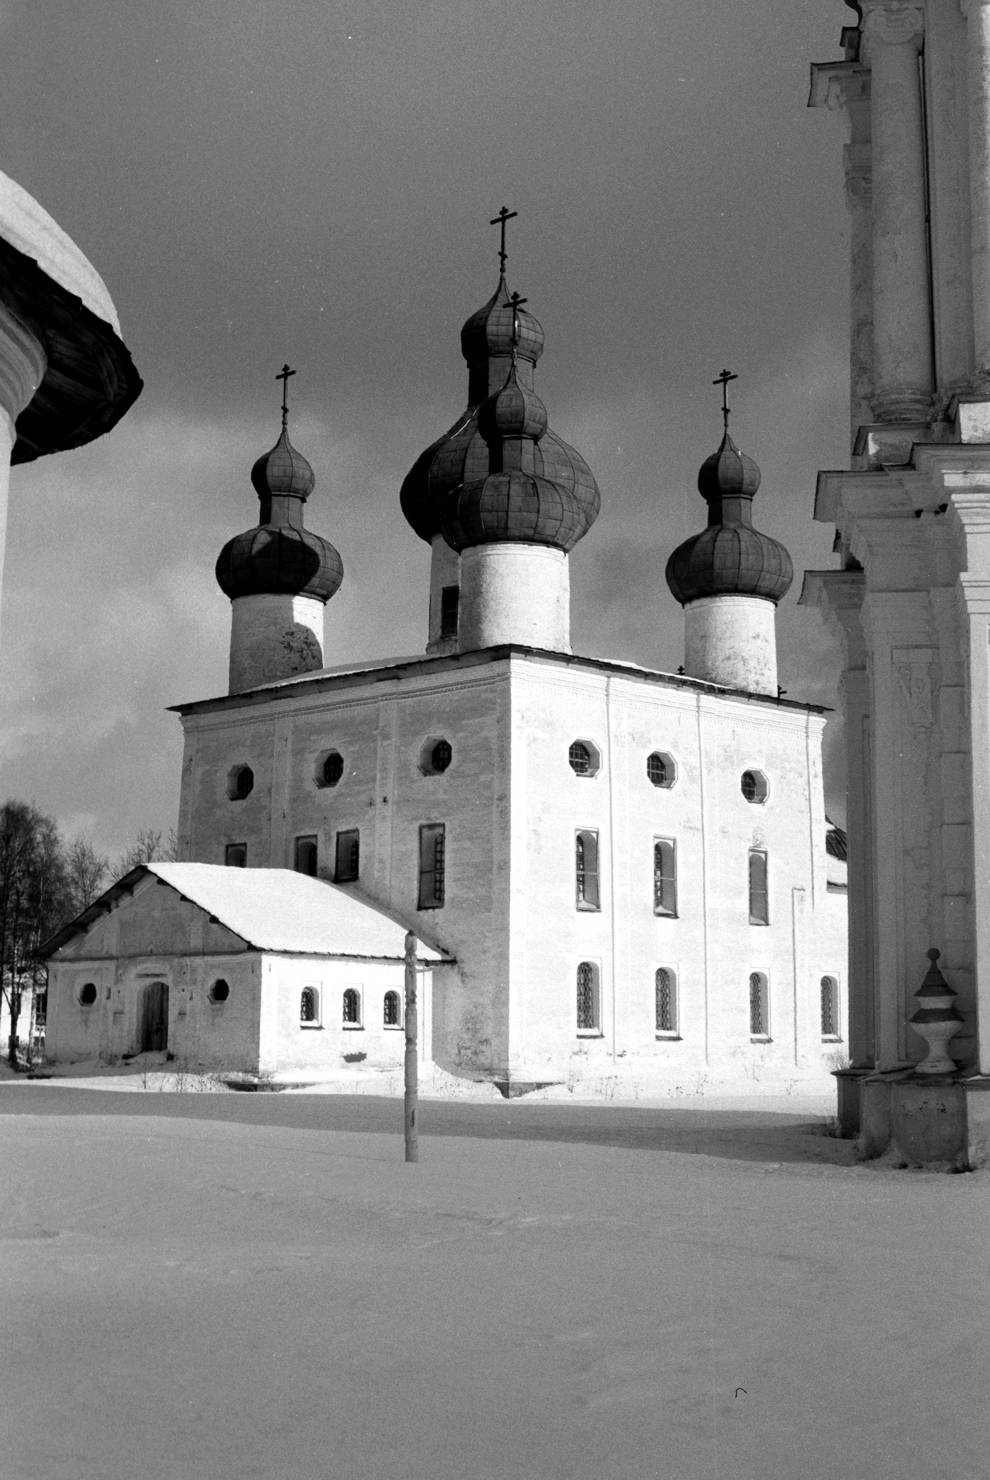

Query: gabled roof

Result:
[43,863,451,964]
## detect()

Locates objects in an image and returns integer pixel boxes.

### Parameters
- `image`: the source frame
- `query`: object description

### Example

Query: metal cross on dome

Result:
[276,363,296,427]
[508,290,528,350]
[489,205,518,275]
[713,368,738,432]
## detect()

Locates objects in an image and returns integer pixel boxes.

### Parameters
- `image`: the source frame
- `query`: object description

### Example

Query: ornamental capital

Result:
[861,2,924,48]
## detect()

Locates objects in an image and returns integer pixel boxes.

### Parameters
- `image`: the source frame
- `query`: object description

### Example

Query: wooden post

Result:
[403,930,419,1163]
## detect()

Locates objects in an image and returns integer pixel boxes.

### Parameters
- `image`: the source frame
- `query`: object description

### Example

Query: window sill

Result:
[575,903,602,913]
[750,1035,772,1044]
[655,1032,681,1041]
[384,1024,403,1031]
[653,911,678,920]
[576,1030,604,1038]
[342,1024,364,1031]
[821,1034,843,1043]
[749,919,770,927]
[300,1024,323,1031]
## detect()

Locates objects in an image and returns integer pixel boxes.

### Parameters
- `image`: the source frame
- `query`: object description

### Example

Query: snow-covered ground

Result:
[2,1077,988,1480]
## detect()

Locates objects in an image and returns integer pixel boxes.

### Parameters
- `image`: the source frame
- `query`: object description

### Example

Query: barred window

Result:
[741,770,768,804]
[749,849,769,925]
[569,742,592,775]
[576,961,601,1033]
[749,972,769,1038]
[294,835,318,877]
[300,986,320,1027]
[575,830,601,911]
[342,988,362,1027]
[383,990,402,1028]
[646,752,676,788]
[653,839,677,917]
[418,823,446,908]
[820,976,840,1039]
[334,828,360,883]
[655,968,678,1035]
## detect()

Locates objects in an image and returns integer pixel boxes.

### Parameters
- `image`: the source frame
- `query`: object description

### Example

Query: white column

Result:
[457,543,570,653]
[0,300,46,644]
[962,0,990,387]
[860,2,933,421]
[683,594,778,695]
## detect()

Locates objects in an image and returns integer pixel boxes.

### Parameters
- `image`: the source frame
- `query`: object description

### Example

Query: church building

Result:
[45,246,847,1097]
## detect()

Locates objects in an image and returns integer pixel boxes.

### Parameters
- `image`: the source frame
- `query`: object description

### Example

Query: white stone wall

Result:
[177,650,847,1093]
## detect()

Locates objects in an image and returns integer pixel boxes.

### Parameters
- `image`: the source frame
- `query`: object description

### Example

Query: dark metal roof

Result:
[216,522,343,601]
[0,235,142,463]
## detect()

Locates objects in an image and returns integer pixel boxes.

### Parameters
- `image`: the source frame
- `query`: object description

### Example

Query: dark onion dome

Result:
[399,275,598,544]
[216,423,343,603]
[665,431,793,606]
[460,273,544,368]
[440,362,599,553]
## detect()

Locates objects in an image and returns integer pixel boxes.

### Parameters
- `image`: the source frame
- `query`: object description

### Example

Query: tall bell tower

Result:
[803,0,990,1162]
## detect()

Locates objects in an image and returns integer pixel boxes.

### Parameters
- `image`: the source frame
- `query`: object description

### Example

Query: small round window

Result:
[646,751,676,789]
[741,770,768,804]
[227,765,254,801]
[208,979,230,1004]
[568,740,601,777]
[316,750,344,788]
[78,981,97,1006]
[419,738,452,775]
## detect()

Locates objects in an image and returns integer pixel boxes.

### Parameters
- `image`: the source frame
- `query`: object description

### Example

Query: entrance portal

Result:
[139,981,169,1052]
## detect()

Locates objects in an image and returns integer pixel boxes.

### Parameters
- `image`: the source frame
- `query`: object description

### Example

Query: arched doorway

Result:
[139,981,169,1052]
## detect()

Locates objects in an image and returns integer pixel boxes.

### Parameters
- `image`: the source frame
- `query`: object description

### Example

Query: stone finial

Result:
[908,948,963,1074]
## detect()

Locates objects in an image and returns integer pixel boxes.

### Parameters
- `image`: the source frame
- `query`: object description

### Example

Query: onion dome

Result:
[440,361,598,553]
[399,274,598,544]
[216,414,343,604]
[665,429,793,606]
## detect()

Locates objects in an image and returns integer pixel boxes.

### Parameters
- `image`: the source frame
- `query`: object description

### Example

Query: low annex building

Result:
[44,247,848,1097]
[44,863,448,1083]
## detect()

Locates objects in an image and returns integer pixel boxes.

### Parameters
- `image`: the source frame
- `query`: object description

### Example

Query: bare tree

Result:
[114,826,179,877]
[0,803,67,1066]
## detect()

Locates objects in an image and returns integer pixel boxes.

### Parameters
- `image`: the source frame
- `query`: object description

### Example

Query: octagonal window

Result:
[419,738,452,776]
[316,750,344,789]
[568,740,601,777]
[741,769,768,804]
[208,979,230,1004]
[646,751,676,789]
[227,765,254,801]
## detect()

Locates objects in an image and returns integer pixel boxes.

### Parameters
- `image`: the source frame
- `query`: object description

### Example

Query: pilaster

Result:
[860,2,934,422]
[961,0,990,386]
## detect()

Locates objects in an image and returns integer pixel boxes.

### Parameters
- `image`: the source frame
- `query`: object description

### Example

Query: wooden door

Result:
[141,982,169,1052]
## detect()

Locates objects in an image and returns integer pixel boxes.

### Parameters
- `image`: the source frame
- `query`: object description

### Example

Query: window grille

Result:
[342,988,362,1026]
[569,742,592,775]
[820,976,840,1038]
[440,585,460,638]
[383,990,401,1028]
[748,849,769,924]
[224,843,247,868]
[418,823,446,908]
[431,739,452,773]
[655,968,677,1034]
[653,839,677,916]
[575,830,601,910]
[300,987,320,1025]
[576,961,600,1032]
[294,835,318,876]
[741,770,768,804]
[646,752,675,788]
[334,829,360,883]
[749,973,769,1037]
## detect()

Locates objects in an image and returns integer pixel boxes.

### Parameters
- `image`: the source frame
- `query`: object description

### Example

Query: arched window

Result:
[342,988,362,1027]
[653,839,677,916]
[646,752,676,789]
[820,976,840,1039]
[655,968,678,1035]
[576,962,601,1034]
[300,986,320,1026]
[741,769,768,804]
[383,990,402,1028]
[227,765,254,801]
[749,973,769,1039]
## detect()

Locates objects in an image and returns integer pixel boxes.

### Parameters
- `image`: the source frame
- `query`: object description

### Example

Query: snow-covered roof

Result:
[44,864,450,963]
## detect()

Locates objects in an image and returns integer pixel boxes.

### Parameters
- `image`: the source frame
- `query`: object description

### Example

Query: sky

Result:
[0,0,858,860]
